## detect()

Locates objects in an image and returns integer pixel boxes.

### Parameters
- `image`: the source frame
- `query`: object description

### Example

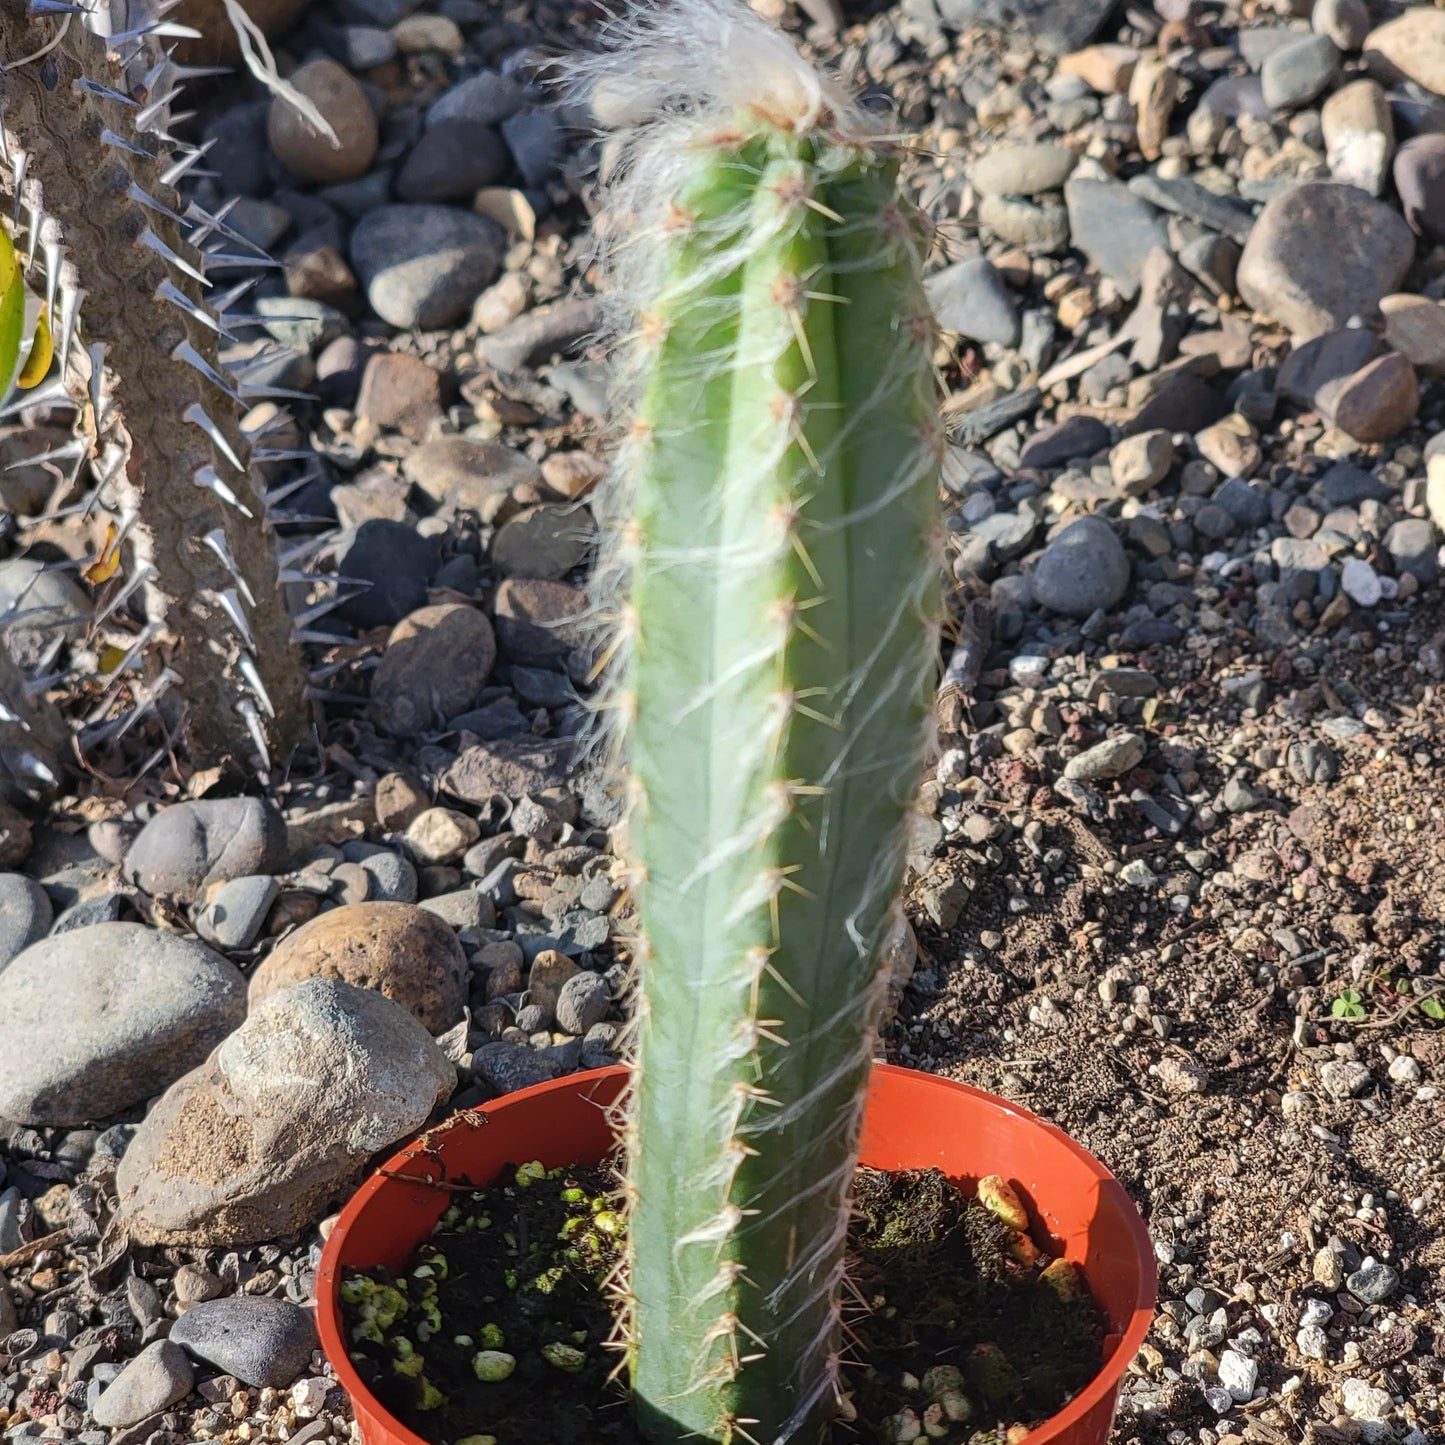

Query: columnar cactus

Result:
[576,3,944,1438]
[0,0,308,771]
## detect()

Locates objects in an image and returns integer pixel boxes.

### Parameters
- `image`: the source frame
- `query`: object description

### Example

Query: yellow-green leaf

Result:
[83,520,122,585]
[17,304,52,388]
[0,231,24,396]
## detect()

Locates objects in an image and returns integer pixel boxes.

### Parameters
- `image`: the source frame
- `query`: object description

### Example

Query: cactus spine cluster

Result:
[578,4,943,1438]
[0,0,308,776]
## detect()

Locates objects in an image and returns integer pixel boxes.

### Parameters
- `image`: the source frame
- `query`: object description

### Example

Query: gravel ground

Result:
[2,0,1445,1442]
[903,586,1445,1445]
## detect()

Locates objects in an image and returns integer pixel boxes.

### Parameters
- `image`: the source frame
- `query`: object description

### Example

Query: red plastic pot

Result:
[317,1064,1156,1445]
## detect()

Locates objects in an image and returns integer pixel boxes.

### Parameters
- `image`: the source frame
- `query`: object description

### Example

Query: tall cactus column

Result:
[0,0,308,768]
[583,7,945,1440]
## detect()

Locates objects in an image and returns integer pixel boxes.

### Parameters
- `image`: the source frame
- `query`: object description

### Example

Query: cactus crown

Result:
[568,4,944,1440]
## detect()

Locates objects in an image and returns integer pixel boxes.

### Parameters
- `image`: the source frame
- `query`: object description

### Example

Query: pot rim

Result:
[316,1062,1156,1445]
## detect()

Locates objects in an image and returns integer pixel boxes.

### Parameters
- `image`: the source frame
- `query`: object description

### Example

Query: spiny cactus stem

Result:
[0,0,306,767]
[611,104,941,1443]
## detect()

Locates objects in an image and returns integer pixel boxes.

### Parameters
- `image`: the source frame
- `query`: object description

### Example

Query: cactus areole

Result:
[576,4,944,1439]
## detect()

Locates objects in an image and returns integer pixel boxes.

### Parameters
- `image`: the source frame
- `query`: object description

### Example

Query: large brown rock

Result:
[402,438,541,516]
[1364,9,1445,97]
[1395,135,1445,245]
[355,353,442,439]
[1381,294,1445,375]
[491,505,594,581]
[176,0,313,65]
[1325,352,1419,443]
[267,59,378,185]
[248,902,467,1033]
[493,577,588,661]
[441,738,571,805]
[116,979,454,1246]
[1236,182,1415,341]
[370,604,496,736]
[1320,78,1394,196]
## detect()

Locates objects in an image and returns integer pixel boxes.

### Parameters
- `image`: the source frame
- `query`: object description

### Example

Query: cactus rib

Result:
[0,0,306,767]
[576,4,944,1438]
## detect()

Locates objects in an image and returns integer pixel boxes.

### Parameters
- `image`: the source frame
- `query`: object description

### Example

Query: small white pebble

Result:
[1388,1055,1423,1084]
[290,1378,330,1419]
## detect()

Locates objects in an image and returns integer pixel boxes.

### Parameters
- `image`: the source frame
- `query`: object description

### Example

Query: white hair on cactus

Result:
[553,0,892,798]
[565,0,861,134]
[555,0,878,389]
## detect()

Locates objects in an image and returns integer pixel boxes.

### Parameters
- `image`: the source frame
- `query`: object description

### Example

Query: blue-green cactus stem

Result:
[613,110,941,1445]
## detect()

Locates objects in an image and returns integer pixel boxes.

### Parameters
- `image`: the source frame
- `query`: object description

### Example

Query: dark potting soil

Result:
[339,1159,1104,1445]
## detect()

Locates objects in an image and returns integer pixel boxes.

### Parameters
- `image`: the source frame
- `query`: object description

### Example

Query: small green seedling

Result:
[1331,989,1366,1020]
